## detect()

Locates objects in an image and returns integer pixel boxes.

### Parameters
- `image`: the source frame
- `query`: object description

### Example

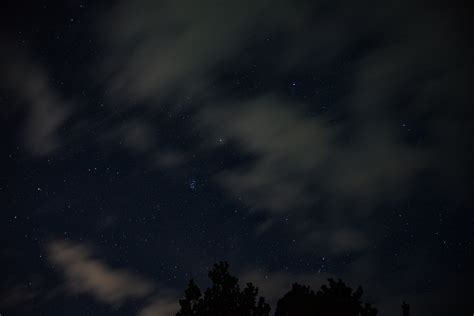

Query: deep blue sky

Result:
[1,0,473,315]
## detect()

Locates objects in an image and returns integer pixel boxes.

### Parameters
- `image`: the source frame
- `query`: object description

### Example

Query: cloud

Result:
[2,1,471,314]
[331,229,370,252]
[90,0,472,257]
[0,42,72,156]
[98,0,467,206]
[138,296,179,316]
[99,116,187,168]
[101,117,157,154]
[197,94,425,211]
[47,239,181,315]
[197,95,333,213]
[98,0,310,106]
[47,240,153,304]
[85,0,473,265]
[0,283,40,313]
[195,94,424,253]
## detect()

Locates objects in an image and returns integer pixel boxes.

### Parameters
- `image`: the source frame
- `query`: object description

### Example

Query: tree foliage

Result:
[275,278,377,316]
[402,301,410,316]
[177,262,270,316]
[177,261,411,316]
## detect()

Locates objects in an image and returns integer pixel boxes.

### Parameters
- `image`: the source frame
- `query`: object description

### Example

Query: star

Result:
[189,179,197,190]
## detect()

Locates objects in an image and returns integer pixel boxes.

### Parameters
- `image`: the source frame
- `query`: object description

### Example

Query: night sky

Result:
[1,0,473,315]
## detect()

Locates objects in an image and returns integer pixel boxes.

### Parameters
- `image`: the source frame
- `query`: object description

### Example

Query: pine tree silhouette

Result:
[178,262,386,316]
[275,278,377,316]
[275,283,316,316]
[402,301,410,316]
[176,262,270,316]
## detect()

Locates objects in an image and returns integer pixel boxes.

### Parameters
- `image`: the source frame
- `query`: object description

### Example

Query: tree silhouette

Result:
[177,262,393,316]
[275,278,377,316]
[402,301,410,316]
[176,262,270,316]
[274,283,317,316]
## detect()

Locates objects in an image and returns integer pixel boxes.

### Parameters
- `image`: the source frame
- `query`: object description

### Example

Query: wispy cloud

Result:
[138,296,179,316]
[99,0,308,106]
[46,239,179,315]
[92,0,472,255]
[47,240,153,304]
[0,42,72,156]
